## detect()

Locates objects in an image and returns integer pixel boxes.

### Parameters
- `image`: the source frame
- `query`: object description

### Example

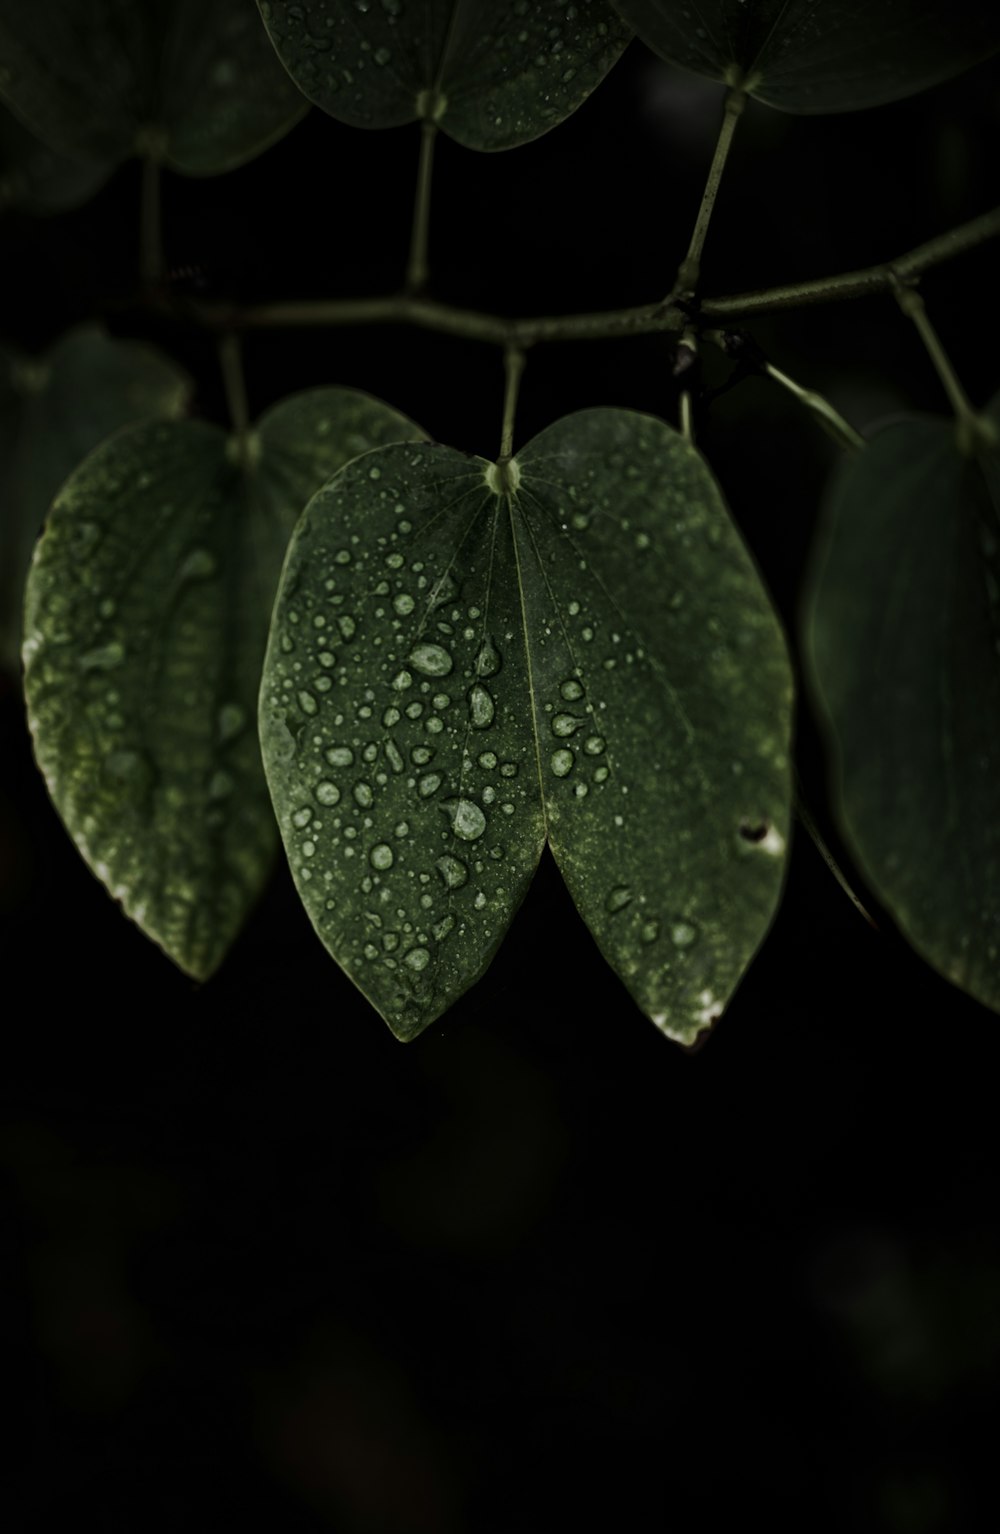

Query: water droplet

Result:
[292,806,312,828]
[315,781,340,805]
[393,593,415,616]
[80,641,125,671]
[551,713,582,737]
[560,678,584,700]
[671,920,698,948]
[436,854,468,889]
[550,748,574,777]
[475,638,501,677]
[298,690,318,716]
[606,886,632,913]
[473,891,487,910]
[584,735,606,755]
[469,684,495,728]
[178,547,216,581]
[641,920,659,943]
[370,843,394,870]
[105,748,149,784]
[354,782,373,808]
[385,739,405,773]
[444,798,486,841]
[418,772,442,797]
[405,946,430,972]
[326,746,354,767]
[409,642,453,677]
[208,769,234,800]
[217,703,245,742]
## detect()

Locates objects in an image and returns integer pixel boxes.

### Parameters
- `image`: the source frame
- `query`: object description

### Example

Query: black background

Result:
[2,31,1000,1533]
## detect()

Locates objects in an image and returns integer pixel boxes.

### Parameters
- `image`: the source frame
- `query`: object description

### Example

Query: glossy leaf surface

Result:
[613,0,1000,113]
[0,0,307,174]
[23,389,424,978]
[806,413,1000,1013]
[257,0,631,150]
[260,409,793,1043]
[0,326,190,673]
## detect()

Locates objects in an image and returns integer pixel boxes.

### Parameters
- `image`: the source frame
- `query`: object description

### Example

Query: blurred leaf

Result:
[805,407,1000,1012]
[614,0,1000,112]
[260,408,792,1042]
[23,389,425,978]
[0,325,191,675]
[257,0,631,150]
[0,103,112,213]
[0,0,307,175]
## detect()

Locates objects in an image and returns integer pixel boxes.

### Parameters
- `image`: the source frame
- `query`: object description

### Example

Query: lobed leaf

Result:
[257,0,632,150]
[260,408,793,1044]
[23,388,424,978]
[805,409,1000,1013]
[0,0,307,175]
[613,0,1000,113]
[0,325,191,674]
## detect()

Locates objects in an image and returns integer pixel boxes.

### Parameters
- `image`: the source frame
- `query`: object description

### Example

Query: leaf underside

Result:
[23,388,425,978]
[257,0,632,150]
[0,325,191,675]
[0,0,307,173]
[260,408,793,1044]
[806,412,1000,1014]
[613,0,1000,113]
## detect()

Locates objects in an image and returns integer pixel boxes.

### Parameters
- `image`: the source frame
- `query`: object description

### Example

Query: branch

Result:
[190,205,1000,347]
[700,206,1000,319]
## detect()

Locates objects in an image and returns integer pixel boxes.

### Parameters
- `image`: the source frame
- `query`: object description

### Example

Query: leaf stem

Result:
[406,120,438,296]
[762,362,864,452]
[218,333,252,466]
[675,87,746,299]
[499,345,526,460]
[140,154,163,289]
[891,277,981,442]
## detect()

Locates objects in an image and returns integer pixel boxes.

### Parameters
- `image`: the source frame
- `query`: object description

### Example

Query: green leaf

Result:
[0,103,112,213]
[613,0,1000,113]
[0,325,191,674]
[0,0,307,174]
[257,0,631,150]
[23,388,425,979]
[804,411,1000,1013]
[260,408,793,1043]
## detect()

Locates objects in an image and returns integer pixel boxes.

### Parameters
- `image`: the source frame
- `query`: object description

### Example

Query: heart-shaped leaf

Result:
[257,0,631,150]
[805,408,1000,1013]
[613,0,1000,113]
[0,103,112,213]
[0,0,307,174]
[260,408,792,1043]
[1,325,191,674]
[23,388,425,978]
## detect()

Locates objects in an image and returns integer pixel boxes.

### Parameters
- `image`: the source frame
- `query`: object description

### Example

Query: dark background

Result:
[2,34,1000,1533]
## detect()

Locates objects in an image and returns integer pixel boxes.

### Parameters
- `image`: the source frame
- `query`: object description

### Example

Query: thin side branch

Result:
[499,345,526,460]
[675,87,746,298]
[406,121,438,296]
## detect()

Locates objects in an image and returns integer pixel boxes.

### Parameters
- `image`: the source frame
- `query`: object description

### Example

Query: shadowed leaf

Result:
[23,389,425,978]
[0,325,191,675]
[260,408,792,1043]
[613,0,1000,113]
[257,0,631,150]
[0,103,112,213]
[805,409,1000,1013]
[0,0,307,174]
